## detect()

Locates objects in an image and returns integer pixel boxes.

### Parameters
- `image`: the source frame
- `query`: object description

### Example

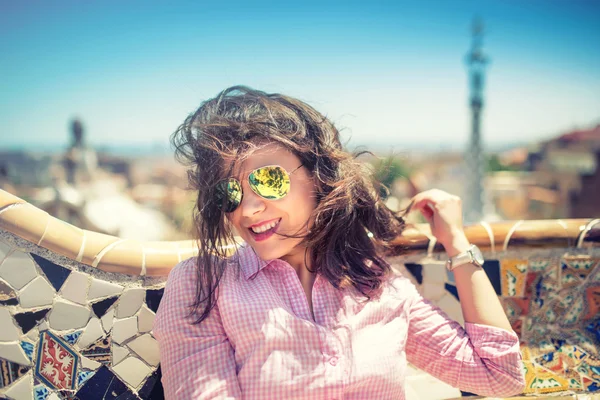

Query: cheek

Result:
[225,213,242,234]
[288,184,317,220]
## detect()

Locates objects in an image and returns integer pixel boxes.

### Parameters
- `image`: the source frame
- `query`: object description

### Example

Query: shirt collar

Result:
[234,242,278,280]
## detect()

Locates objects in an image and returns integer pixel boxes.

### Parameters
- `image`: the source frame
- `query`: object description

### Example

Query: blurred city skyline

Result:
[1,0,599,151]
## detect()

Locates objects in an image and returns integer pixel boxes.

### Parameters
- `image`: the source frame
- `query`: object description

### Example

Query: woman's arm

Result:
[407,189,525,396]
[154,259,242,400]
[405,280,525,397]
[410,189,512,332]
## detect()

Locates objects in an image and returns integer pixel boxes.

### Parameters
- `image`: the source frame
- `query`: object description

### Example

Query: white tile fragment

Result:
[4,370,33,400]
[47,394,61,400]
[137,305,155,333]
[127,334,160,366]
[26,328,39,342]
[48,300,91,330]
[116,288,145,319]
[112,356,152,389]
[18,276,56,308]
[38,321,49,332]
[112,343,129,365]
[0,241,11,264]
[112,317,138,345]
[0,250,37,290]
[101,308,114,333]
[0,308,20,341]
[422,282,446,302]
[0,342,31,365]
[437,293,464,326]
[76,317,104,350]
[422,263,447,284]
[80,355,101,370]
[88,278,123,301]
[59,270,89,305]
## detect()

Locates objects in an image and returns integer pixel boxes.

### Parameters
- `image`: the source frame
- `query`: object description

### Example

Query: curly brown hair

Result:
[171,86,407,323]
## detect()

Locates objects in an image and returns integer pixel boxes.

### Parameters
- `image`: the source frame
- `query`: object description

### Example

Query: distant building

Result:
[0,151,54,188]
[63,119,98,185]
[492,124,600,220]
[532,124,600,218]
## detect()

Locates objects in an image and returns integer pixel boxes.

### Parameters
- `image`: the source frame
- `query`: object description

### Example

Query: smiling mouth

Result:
[248,219,281,242]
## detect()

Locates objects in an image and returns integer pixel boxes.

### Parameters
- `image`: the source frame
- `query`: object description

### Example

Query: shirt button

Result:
[329,356,339,366]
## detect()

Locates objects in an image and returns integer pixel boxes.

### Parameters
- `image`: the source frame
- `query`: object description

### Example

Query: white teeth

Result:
[251,220,279,233]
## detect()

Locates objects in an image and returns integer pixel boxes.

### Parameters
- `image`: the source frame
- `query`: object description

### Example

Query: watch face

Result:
[472,245,485,266]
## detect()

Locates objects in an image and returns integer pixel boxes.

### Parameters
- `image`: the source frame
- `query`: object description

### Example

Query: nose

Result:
[240,185,266,218]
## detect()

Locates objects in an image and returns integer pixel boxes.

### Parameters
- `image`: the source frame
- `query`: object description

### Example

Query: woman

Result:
[154,86,525,399]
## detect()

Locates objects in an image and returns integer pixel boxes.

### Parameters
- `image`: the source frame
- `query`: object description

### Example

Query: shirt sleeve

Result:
[153,258,242,400]
[404,279,525,397]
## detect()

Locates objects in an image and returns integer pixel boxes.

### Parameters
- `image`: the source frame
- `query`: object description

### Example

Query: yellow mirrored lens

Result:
[216,179,242,212]
[249,166,290,199]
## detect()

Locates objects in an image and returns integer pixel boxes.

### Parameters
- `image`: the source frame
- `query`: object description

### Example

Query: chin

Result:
[242,235,295,261]
[248,245,289,261]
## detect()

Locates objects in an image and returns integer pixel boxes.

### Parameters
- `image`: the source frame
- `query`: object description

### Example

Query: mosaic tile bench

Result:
[0,188,598,399]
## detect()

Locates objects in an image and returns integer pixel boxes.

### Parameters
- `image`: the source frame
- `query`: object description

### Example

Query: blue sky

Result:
[1,0,599,151]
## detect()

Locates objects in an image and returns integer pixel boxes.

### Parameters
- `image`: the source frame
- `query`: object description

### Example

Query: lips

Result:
[250,219,278,233]
[248,219,281,242]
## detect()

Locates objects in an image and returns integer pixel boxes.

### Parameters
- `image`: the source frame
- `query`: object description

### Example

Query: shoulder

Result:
[166,256,199,289]
[383,271,421,303]
[165,251,243,291]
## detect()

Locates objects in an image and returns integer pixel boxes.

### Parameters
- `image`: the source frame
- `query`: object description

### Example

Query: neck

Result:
[281,246,317,291]
[280,246,313,275]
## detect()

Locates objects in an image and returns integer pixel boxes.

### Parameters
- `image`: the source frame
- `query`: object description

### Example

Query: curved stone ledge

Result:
[1,189,598,276]
[0,190,198,276]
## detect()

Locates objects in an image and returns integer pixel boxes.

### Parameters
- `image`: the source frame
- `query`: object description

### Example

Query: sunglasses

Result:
[215,164,303,212]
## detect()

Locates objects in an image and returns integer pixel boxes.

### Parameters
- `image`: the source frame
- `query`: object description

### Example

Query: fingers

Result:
[409,189,461,221]
[409,195,435,222]
[411,189,460,209]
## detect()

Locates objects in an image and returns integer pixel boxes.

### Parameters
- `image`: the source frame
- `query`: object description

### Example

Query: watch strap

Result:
[446,244,480,271]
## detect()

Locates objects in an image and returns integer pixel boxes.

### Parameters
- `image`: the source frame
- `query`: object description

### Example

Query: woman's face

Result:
[225,142,317,264]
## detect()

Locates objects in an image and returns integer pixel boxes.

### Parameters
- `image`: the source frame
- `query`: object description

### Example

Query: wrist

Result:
[442,231,470,257]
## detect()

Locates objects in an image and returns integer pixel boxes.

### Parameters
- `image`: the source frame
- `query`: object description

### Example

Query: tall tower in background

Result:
[465,18,488,224]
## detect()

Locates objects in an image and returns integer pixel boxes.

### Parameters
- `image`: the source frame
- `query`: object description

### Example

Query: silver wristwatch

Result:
[446,244,484,271]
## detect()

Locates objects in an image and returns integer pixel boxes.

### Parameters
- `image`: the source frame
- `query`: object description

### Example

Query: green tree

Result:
[486,154,521,172]
[372,156,411,199]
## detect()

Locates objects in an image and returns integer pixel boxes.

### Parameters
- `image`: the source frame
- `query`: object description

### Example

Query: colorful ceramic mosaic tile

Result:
[562,256,599,281]
[20,341,34,361]
[501,259,528,297]
[564,369,584,390]
[522,360,571,394]
[502,297,530,320]
[63,331,82,346]
[558,345,589,366]
[0,360,29,388]
[584,286,600,320]
[35,331,79,390]
[33,384,49,400]
[77,370,95,387]
[80,337,111,365]
[582,374,600,391]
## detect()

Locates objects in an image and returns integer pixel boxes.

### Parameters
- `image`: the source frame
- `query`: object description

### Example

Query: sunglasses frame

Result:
[215,164,303,213]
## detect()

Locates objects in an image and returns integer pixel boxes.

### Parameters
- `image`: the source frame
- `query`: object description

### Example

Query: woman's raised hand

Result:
[409,189,471,257]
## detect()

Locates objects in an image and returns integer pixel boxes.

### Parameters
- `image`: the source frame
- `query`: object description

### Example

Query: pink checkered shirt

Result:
[154,244,525,399]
